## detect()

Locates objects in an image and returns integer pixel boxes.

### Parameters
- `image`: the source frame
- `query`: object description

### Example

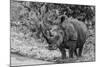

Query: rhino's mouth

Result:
[46,38,58,50]
[48,44,58,50]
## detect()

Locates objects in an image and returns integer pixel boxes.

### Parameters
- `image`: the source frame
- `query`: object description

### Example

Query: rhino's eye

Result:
[50,33,54,37]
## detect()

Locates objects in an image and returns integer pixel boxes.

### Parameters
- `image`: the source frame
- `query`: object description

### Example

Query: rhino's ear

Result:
[61,16,65,23]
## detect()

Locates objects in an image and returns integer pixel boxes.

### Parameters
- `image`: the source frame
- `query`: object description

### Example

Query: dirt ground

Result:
[11,54,54,66]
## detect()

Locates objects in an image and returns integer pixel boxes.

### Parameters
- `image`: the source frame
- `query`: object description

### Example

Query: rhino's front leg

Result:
[59,47,66,59]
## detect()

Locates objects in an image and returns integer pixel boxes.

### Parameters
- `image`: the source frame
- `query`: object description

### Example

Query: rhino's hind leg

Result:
[74,49,78,57]
[78,47,83,57]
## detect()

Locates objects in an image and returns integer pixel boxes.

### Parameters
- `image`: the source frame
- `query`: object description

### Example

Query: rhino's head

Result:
[39,15,66,50]
[40,24,60,50]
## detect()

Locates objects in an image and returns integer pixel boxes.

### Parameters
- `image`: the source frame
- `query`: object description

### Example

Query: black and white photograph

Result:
[10,0,95,66]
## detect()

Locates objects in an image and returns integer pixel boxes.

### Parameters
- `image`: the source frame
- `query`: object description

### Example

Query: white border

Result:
[0,0,98,67]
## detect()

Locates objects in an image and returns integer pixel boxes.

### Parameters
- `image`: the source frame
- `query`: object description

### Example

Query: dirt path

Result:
[10,54,54,66]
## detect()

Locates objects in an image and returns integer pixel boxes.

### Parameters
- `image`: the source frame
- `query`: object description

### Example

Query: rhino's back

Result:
[62,18,88,42]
